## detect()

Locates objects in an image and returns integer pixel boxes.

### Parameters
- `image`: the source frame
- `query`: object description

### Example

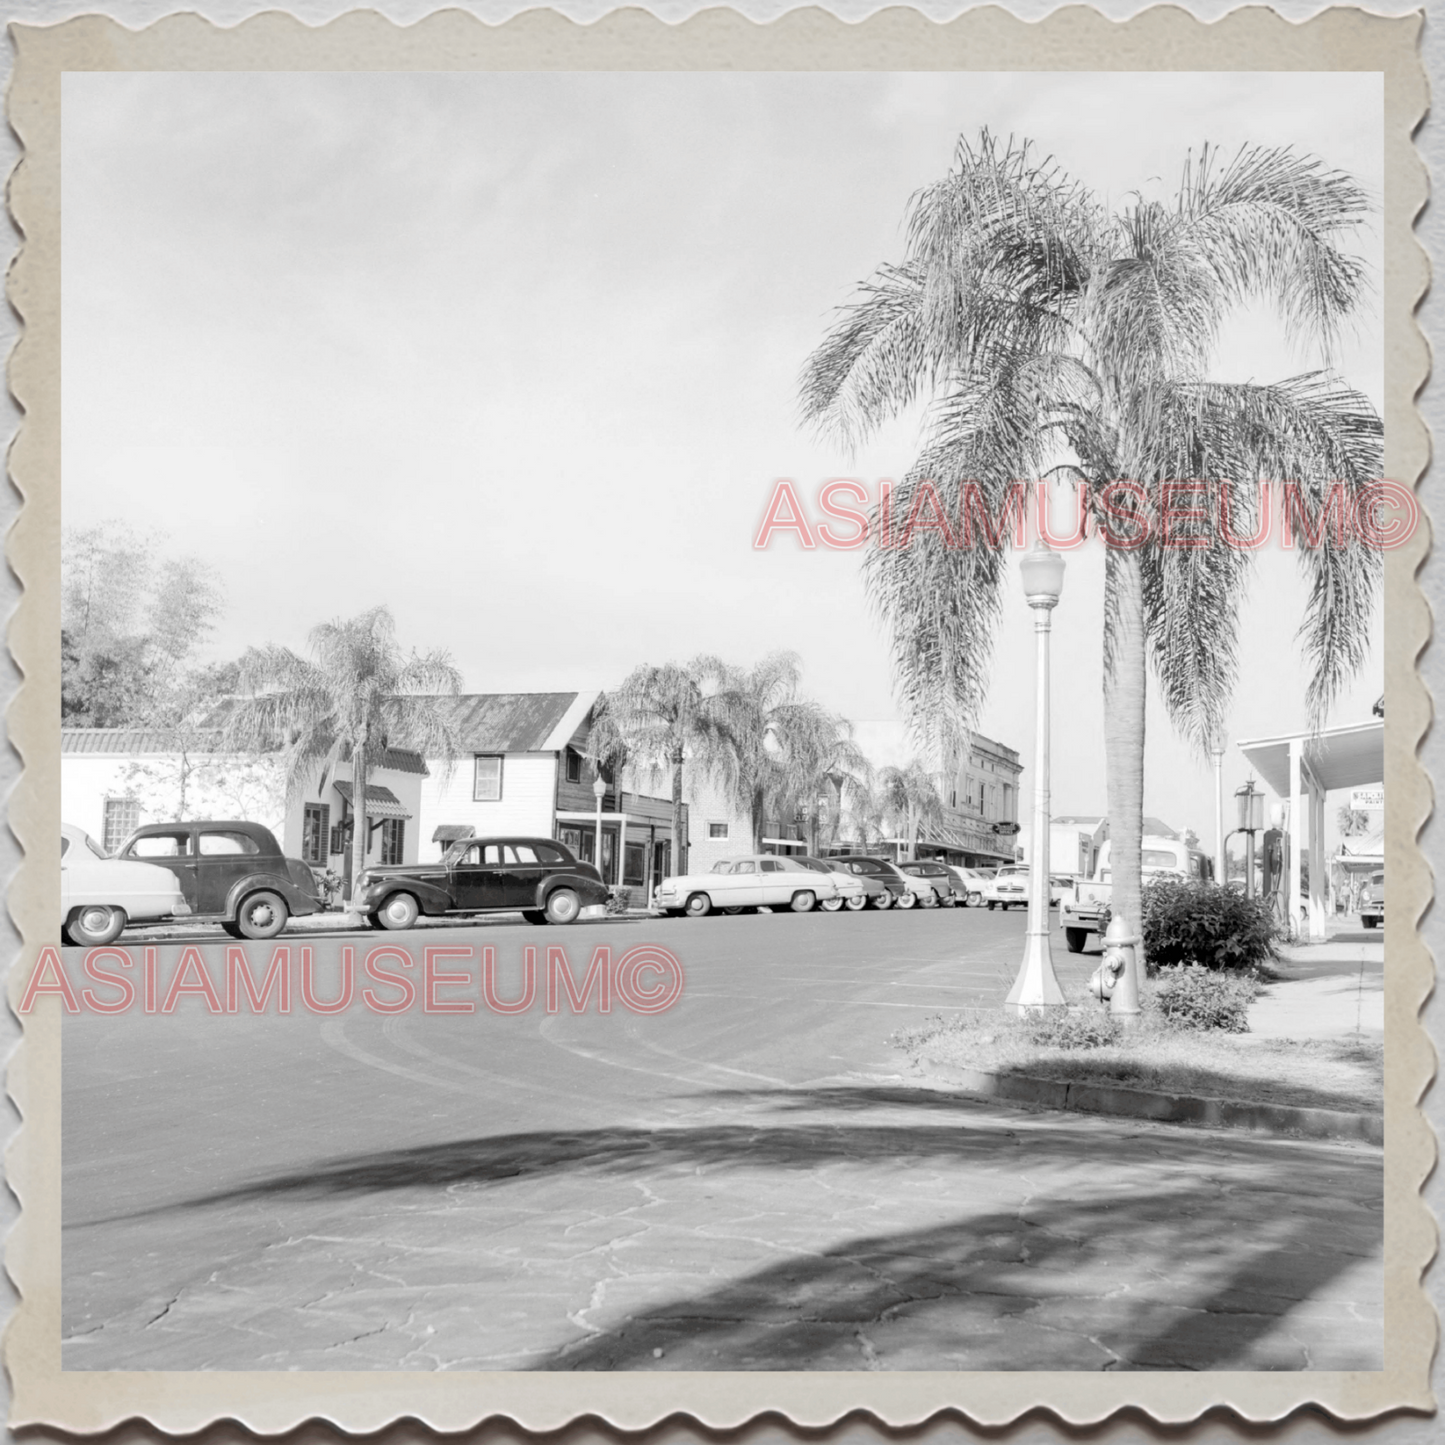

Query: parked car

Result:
[897,859,961,906]
[1360,870,1385,930]
[61,822,192,946]
[116,820,322,940]
[792,856,868,911]
[355,836,608,929]
[653,854,838,917]
[831,855,922,909]
[944,865,995,906]
[820,857,894,910]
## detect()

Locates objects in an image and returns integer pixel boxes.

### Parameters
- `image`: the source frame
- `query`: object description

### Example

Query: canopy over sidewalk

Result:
[1237,720,1383,940]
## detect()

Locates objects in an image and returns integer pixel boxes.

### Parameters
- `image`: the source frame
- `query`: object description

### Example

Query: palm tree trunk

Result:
[348,738,369,922]
[670,749,685,878]
[1104,547,1147,966]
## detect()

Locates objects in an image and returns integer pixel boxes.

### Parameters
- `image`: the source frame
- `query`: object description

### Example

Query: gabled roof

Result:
[412,692,598,755]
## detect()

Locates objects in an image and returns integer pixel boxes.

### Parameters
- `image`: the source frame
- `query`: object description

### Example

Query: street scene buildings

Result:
[51,67,1389,1378]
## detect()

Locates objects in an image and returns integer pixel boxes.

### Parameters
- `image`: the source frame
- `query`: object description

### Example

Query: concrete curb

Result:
[920,1060,1383,1145]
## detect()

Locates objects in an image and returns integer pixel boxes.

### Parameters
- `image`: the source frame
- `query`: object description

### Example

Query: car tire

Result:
[522,909,548,926]
[790,890,816,913]
[544,889,580,925]
[376,892,419,932]
[684,892,711,918]
[365,913,383,930]
[1065,927,1089,954]
[896,891,917,910]
[236,890,289,940]
[820,897,844,912]
[67,904,126,947]
[872,891,892,910]
[845,894,868,911]
[967,891,982,908]
[1363,916,1377,929]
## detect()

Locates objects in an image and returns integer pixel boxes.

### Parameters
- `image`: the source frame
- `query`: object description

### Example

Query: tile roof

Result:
[62,728,219,755]
[333,781,411,819]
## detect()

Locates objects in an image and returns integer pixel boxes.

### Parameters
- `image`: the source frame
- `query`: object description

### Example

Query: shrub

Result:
[1149,965,1256,1032]
[1141,878,1277,972]
[1020,1008,1122,1050]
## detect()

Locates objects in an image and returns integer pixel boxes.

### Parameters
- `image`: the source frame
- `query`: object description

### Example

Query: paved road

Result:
[60,908,1382,1371]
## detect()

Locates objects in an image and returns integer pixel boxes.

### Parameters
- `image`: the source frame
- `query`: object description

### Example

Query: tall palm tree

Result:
[588,662,710,877]
[801,132,1382,951]
[692,652,839,852]
[224,606,462,914]
[877,760,946,861]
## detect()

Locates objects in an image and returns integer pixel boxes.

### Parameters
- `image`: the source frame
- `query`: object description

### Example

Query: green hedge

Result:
[1141,878,1278,972]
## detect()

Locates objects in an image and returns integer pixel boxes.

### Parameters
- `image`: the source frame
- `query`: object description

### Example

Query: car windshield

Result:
[1369,872,1384,887]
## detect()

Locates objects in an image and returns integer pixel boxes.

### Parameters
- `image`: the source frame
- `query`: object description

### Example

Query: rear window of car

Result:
[198,831,260,856]
[761,859,784,872]
[505,844,539,864]
[533,843,565,864]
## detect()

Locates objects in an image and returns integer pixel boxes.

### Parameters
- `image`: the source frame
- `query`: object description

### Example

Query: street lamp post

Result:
[1006,542,1067,1015]
[593,776,607,880]
[1210,735,1226,886]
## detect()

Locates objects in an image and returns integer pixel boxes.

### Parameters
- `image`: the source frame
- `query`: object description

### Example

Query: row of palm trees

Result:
[589,652,952,876]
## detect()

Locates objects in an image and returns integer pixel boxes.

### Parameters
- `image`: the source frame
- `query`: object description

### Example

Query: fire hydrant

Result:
[1093,915,1141,1028]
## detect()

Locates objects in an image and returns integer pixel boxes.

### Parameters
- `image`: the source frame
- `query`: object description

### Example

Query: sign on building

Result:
[1350,787,1384,810]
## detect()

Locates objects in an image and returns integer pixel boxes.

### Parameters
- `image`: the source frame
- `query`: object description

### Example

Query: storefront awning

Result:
[334,781,411,820]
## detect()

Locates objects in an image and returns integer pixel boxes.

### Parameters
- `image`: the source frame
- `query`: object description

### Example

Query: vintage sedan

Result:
[117,820,321,939]
[821,858,894,910]
[61,823,192,946]
[945,865,995,907]
[792,855,868,911]
[830,855,920,908]
[983,866,1065,910]
[355,836,608,929]
[897,859,962,906]
[652,854,838,917]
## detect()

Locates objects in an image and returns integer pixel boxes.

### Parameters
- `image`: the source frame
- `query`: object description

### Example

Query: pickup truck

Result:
[1058,836,1211,952]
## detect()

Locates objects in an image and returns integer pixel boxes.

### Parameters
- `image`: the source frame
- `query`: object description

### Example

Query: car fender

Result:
[372,875,454,916]
[534,870,610,909]
[223,872,321,921]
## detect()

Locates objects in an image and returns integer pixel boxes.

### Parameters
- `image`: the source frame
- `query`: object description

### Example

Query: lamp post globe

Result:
[1005,542,1068,1015]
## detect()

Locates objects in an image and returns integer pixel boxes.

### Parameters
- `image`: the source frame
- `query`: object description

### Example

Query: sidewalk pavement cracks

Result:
[916,936,1385,1144]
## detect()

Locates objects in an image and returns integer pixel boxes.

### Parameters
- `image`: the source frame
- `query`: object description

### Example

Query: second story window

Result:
[566,749,581,784]
[474,755,503,802]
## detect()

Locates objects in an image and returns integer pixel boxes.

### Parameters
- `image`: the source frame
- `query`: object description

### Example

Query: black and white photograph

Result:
[10,9,1429,1424]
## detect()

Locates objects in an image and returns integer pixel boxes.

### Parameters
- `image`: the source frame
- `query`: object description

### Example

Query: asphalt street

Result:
[60,907,1383,1371]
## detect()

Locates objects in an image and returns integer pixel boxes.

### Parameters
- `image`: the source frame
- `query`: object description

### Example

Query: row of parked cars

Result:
[650,855,1063,918]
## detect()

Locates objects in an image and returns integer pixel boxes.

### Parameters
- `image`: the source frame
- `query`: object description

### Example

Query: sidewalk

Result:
[1252,938,1383,1040]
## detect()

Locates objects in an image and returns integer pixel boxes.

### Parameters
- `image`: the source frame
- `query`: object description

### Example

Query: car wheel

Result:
[723,906,743,915]
[920,889,938,908]
[237,891,289,940]
[790,890,816,913]
[1363,915,1377,929]
[820,897,844,912]
[376,892,419,932]
[684,892,711,918]
[545,889,580,925]
[67,904,126,947]
[1065,927,1089,954]
[844,894,868,911]
[872,891,892,910]
[967,891,982,908]
[896,891,917,910]
[522,910,548,926]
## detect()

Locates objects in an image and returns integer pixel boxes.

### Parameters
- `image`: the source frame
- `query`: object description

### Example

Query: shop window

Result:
[473,755,503,801]
[302,803,330,864]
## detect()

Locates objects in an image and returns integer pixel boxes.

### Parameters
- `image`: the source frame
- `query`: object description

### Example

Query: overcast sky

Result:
[61,69,1385,842]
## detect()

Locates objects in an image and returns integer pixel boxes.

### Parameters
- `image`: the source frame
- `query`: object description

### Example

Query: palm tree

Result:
[224,606,462,915]
[776,711,871,855]
[692,652,840,852]
[588,662,710,878]
[801,132,1382,951]
[877,760,946,861]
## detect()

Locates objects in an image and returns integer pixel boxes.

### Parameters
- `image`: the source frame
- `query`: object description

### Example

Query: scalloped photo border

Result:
[3,4,1433,1433]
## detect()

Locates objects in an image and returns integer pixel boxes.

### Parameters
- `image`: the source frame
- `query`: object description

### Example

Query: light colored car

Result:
[793,855,868,912]
[61,822,191,946]
[1360,870,1384,929]
[897,859,961,906]
[820,858,894,909]
[652,854,838,917]
[946,866,995,907]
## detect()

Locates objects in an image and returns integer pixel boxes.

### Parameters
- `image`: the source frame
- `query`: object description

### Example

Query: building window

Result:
[623,842,646,887]
[565,749,581,784]
[379,818,405,866]
[102,797,139,854]
[473,755,503,801]
[301,804,330,864]
[708,822,729,839]
[329,821,351,857]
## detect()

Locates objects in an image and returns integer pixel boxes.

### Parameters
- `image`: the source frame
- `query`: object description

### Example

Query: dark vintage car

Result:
[117,820,322,939]
[354,836,609,930]
[897,859,963,906]
[830,855,914,909]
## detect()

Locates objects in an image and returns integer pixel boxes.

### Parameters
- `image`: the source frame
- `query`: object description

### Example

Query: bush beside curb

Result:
[920,1059,1383,1145]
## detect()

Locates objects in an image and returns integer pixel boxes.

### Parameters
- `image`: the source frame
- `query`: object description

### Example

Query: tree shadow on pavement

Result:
[532,1184,1381,1372]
